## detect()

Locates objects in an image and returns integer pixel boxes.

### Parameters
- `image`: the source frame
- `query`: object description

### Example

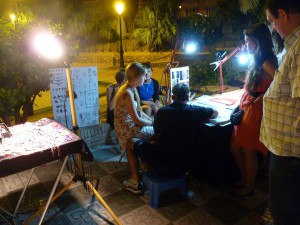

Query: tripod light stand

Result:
[28,32,123,225]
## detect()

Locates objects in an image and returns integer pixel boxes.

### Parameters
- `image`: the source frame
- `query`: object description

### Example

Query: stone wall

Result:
[79,123,118,148]
[75,51,173,68]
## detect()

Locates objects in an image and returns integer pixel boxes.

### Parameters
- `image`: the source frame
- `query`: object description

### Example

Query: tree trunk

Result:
[14,96,34,124]
[2,115,12,127]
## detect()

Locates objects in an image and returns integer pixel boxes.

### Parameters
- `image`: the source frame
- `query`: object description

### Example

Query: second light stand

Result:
[210,45,244,94]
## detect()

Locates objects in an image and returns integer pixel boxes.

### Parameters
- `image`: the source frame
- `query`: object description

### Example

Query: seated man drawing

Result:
[124,83,218,194]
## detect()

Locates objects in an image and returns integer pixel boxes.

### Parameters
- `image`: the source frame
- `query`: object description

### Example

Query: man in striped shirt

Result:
[260,0,300,224]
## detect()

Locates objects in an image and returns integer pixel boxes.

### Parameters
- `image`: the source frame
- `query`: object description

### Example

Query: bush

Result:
[189,50,246,89]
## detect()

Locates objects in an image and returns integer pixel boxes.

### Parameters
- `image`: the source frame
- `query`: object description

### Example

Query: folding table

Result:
[0,118,121,225]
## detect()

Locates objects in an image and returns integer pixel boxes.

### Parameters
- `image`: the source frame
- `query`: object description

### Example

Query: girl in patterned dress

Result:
[114,62,154,193]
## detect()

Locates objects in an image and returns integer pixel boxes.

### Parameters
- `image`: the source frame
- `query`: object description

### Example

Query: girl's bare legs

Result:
[229,135,245,186]
[142,105,152,118]
[125,138,140,181]
[236,148,257,195]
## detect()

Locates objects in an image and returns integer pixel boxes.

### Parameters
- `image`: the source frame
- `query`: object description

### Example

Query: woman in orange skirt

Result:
[230,23,278,197]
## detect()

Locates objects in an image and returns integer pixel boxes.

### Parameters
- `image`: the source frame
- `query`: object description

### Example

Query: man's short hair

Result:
[142,62,153,71]
[115,68,125,84]
[172,83,189,101]
[265,0,300,18]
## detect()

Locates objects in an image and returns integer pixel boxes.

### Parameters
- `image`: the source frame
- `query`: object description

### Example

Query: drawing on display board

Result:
[49,66,99,129]
[170,66,189,92]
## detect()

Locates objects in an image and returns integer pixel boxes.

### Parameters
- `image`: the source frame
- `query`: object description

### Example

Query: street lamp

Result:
[116,2,125,68]
[10,14,16,29]
[10,14,16,22]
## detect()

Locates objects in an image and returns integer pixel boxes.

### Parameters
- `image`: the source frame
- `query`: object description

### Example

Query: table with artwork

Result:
[191,89,244,126]
[189,89,244,183]
[0,118,92,224]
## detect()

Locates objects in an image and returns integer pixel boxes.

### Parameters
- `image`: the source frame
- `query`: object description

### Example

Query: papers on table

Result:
[190,89,244,125]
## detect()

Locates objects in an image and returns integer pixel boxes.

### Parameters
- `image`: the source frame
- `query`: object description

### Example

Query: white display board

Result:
[170,66,189,92]
[49,66,99,129]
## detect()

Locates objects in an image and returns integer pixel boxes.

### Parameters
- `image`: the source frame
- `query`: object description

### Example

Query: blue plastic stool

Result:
[143,170,186,208]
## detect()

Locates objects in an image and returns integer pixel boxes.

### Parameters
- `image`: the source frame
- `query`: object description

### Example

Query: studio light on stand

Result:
[32,32,122,225]
[237,52,249,65]
[184,42,197,53]
[33,33,79,133]
[210,44,246,94]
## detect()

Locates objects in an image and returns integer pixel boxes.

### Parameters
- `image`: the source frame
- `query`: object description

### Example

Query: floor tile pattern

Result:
[0,144,273,225]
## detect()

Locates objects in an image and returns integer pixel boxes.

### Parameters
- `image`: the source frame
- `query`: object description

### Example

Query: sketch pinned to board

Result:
[49,66,99,129]
[170,66,189,92]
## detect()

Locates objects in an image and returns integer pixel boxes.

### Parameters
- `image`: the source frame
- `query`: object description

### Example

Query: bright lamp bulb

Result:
[33,33,63,59]
[116,3,124,15]
[238,53,249,65]
[185,43,197,53]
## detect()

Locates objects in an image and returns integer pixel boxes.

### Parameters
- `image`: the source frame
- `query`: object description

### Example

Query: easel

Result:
[23,67,123,225]
[159,38,180,104]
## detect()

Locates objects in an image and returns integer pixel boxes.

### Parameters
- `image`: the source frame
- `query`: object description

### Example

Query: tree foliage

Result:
[239,0,260,14]
[179,14,221,51]
[132,0,178,51]
[0,12,78,125]
[211,0,258,43]
[189,50,246,88]
[238,0,266,22]
[67,4,116,49]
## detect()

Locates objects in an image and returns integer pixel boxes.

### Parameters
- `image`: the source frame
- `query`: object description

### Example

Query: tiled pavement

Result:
[0,125,273,225]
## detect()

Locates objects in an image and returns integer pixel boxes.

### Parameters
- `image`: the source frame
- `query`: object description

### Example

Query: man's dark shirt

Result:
[153,101,213,166]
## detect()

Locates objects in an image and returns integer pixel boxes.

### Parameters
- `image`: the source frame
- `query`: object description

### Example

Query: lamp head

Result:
[10,14,16,22]
[238,53,249,65]
[116,2,124,15]
[216,51,226,58]
[33,32,63,60]
[185,42,197,53]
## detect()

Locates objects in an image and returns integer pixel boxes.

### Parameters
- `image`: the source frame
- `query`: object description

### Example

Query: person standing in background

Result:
[260,0,300,224]
[229,23,278,198]
[106,68,126,129]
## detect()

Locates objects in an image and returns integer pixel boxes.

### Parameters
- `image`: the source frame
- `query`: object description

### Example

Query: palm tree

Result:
[238,0,267,22]
[239,0,260,14]
[132,0,179,51]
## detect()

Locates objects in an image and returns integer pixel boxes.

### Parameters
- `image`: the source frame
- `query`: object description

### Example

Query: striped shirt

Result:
[260,26,300,157]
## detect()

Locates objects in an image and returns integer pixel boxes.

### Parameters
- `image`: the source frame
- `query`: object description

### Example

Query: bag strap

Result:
[244,93,264,109]
[253,93,264,104]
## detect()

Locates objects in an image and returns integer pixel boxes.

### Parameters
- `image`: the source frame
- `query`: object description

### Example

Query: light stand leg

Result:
[86,181,122,225]
[66,67,84,176]
[219,64,224,94]
[65,66,122,224]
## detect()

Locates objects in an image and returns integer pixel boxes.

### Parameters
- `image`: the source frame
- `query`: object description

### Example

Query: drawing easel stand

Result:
[23,66,122,225]
[160,38,180,104]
